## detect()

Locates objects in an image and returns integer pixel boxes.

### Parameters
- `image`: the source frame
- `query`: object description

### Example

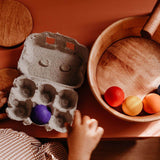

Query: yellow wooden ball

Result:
[122,96,143,116]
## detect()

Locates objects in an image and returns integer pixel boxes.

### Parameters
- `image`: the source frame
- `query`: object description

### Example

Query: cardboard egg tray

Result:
[6,32,89,132]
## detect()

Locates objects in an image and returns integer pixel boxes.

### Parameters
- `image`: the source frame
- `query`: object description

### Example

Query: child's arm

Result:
[67,110,104,160]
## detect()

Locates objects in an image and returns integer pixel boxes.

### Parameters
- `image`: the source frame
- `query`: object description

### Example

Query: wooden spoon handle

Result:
[141,0,160,38]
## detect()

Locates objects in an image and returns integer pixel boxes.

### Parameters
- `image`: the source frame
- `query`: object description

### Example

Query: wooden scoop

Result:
[87,0,160,122]
[97,0,160,100]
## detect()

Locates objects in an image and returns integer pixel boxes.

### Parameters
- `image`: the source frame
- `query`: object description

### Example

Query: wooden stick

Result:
[141,0,160,38]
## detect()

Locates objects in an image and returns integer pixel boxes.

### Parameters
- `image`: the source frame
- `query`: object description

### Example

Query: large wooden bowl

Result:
[88,15,160,122]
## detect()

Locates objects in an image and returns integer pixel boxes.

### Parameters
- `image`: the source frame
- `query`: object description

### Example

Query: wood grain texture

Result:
[88,16,160,122]
[0,68,20,120]
[0,0,33,47]
[97,37,160,99]
[141,0,160,38]
[0,68,20,91]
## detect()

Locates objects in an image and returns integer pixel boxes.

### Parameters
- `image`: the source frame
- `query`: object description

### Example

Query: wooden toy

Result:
[88,1,160,122]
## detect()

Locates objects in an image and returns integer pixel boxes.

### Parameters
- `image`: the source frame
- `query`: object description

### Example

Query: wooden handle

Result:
[141,0,160,38]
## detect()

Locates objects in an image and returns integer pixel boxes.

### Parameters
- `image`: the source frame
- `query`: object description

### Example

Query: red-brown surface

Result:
[1,0,160,138]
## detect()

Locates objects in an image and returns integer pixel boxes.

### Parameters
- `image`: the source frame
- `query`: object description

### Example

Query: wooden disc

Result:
[0,68,20,92]
[0,0,33,47]
[0,113,8,120]
[97,37,160,99]
[0,68,20,120]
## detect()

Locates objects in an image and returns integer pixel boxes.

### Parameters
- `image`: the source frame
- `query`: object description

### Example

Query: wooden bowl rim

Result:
[87,15,160,122]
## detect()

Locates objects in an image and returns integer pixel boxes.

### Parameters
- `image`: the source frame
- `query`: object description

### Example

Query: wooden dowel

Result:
[141,0,160,38]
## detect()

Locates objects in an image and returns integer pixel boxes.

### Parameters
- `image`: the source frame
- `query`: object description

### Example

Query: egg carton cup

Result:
[6,75,78,132]
[6,32,89,132]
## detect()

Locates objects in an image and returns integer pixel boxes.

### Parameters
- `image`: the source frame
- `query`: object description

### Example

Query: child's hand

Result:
[67,110,104,160]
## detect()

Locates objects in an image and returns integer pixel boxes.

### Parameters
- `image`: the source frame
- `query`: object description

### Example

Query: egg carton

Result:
[7,75,78,132]
[6,32,89,132]
[18,32,88,88]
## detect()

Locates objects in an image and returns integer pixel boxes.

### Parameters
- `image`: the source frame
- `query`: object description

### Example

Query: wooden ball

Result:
[122,96,143,116]
[143,93,160,114]
[104,86,124,107]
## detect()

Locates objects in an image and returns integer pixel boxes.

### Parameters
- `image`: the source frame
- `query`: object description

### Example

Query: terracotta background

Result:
[1,0,160,138]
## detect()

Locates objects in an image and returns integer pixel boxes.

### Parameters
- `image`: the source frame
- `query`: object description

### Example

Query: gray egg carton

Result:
[6,32,89,132]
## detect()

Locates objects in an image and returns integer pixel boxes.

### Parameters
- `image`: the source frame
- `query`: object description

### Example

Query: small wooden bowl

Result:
[88,15,160,122]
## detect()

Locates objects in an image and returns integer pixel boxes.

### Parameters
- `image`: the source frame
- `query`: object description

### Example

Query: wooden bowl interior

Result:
[88,15,160,122]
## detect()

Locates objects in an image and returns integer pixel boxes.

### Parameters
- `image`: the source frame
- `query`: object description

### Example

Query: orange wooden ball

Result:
[143,93,160,114]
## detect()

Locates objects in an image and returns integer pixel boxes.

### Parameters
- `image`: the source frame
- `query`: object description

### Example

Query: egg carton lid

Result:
[18,32,89,89]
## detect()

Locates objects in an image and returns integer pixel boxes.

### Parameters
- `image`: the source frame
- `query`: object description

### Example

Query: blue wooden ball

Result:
[30,104,51,125]
[157,85,160,95]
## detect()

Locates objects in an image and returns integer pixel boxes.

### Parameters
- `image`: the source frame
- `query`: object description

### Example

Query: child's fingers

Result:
[96,127,104,138]
[0,113,8,119]
[65,122,72,134]
[0,102,4,108]
[0,97,7,104]
[88,119,98,131]
[73,110,81,126]
[82,115,90,124]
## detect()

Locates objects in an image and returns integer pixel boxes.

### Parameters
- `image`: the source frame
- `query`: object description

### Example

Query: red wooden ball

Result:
[104,86,125,107]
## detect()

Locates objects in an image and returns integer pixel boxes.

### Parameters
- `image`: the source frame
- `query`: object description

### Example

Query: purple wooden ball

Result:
[30,104,51,125]
[157,85,160,95]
